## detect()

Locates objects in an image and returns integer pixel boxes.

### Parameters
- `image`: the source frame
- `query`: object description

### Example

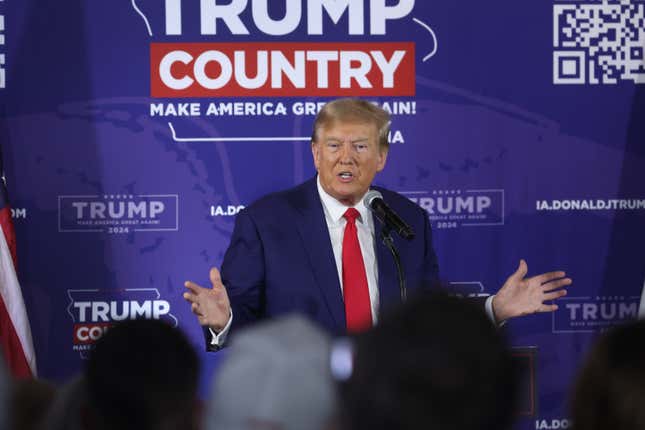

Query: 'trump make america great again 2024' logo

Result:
[402,189,505,229]
[552,295,640,333]
[58,194,178,234]
[147,0,426,98]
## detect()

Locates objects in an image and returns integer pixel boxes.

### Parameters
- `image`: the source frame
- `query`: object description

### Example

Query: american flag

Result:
[0,148,36,377]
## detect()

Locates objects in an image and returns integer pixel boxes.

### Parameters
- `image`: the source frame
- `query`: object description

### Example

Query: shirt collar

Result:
[317,175,370,225]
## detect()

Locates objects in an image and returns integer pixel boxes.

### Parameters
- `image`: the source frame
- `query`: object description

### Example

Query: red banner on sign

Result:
[150,42,415,98]
[73,323,112,345]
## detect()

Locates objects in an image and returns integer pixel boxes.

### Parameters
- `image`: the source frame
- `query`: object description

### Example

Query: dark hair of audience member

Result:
[570,319,645,430]
[10,378,57,430]
[338,292,517,430]
[85,318,200,430]
[0,355,9,430]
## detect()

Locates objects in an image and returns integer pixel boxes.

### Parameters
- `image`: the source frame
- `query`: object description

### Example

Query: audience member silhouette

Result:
[10,377,56,430]
[84,319,200,430]
[571,319,645,430]
[41,375,86,430]
[204,314,339,430]
[338,292,517,430]
[0,355,8,430]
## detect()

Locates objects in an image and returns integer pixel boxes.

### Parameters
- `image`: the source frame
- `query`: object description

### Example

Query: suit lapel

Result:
[291,178,346,330]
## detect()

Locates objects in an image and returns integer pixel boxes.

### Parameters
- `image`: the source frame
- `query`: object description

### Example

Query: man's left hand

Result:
[492,259,571,322]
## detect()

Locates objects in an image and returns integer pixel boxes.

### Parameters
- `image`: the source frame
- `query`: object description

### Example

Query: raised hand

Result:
[183,267,231,332]
[492,259,571,322]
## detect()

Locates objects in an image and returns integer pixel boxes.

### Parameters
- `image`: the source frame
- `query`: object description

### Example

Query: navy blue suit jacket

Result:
[209,177,441,345]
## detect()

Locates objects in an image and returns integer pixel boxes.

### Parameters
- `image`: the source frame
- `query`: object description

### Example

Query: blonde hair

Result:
[311,98,390,151]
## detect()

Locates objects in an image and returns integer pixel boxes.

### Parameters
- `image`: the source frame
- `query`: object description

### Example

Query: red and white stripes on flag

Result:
[0,176,37,378]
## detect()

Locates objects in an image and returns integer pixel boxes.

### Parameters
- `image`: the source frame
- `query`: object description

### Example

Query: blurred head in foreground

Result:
[571,319,645,430]
[41,375,87,430]
[11,377,56,430]
[338,292,517,430]
[205,314,338,430]
[0,353,53,430]
[85,319,200,430]
[0,355,8,430]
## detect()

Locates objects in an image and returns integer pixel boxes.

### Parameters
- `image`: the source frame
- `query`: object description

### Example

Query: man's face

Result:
[312,121,388,206]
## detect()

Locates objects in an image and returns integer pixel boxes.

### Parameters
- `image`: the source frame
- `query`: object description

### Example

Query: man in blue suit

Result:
[184,98,571,350]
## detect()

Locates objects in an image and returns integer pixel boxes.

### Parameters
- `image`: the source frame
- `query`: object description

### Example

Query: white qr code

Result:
[554,0,645,84]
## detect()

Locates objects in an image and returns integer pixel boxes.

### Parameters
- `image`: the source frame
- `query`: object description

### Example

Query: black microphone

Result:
[363,190,415,241]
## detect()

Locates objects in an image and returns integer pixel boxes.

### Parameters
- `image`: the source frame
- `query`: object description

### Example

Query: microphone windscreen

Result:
[363,190,383,209]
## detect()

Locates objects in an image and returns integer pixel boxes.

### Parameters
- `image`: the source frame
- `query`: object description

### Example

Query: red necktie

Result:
[342,208,372,332]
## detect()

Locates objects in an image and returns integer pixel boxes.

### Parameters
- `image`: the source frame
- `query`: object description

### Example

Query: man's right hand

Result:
[183,267,231,332]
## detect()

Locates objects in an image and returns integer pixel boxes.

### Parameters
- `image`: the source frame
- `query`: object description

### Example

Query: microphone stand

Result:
[380,225,407,302]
